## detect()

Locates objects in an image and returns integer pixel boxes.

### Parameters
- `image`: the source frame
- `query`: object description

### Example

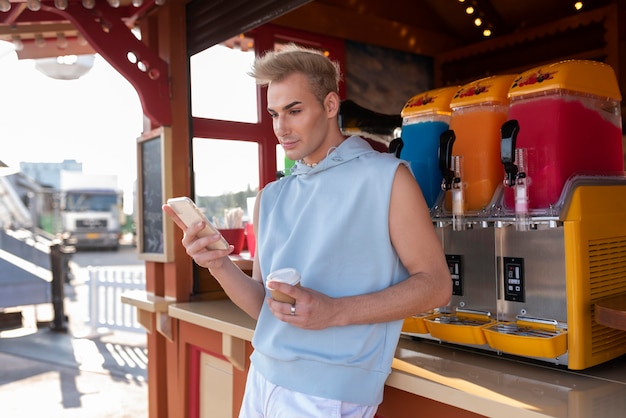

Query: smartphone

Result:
[166,197,230,250]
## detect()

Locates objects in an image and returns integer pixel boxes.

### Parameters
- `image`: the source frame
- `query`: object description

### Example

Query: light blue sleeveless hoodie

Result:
[252,135,410,406]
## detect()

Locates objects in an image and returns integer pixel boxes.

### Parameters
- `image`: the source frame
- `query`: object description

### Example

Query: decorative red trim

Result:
[188,345,201,418]
[42,2,171,125]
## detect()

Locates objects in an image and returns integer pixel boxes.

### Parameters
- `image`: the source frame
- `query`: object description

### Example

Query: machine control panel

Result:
[446,254,463,296]
[503,257,525,302]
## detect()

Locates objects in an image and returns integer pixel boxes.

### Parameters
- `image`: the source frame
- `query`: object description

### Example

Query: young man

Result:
[163,44,451,417]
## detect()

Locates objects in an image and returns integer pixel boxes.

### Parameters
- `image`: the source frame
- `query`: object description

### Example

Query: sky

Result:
[0,41,142,213]
[0,41,263,215]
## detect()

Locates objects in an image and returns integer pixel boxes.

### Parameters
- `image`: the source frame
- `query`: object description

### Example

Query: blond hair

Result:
[249,43,341,104]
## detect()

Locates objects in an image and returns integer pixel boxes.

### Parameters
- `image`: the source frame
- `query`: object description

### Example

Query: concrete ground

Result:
[0,267,148,418]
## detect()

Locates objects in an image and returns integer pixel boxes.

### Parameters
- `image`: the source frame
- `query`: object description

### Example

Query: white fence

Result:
[88,266,146,333]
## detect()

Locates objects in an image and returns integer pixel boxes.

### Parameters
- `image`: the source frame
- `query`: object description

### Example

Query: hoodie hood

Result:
[289,136,377,176]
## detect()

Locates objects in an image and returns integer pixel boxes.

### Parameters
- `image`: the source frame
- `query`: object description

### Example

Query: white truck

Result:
[59,171,123,250]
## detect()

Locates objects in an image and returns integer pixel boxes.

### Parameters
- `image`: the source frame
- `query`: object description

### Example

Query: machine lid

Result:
[450,74,518,108]
[401,86,459,119]
[508,60,622,100]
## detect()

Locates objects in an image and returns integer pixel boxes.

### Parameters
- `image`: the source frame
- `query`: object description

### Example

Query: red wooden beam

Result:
[42,2,171,126]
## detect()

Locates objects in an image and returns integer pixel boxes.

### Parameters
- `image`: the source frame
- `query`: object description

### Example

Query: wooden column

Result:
[141,0,194,416]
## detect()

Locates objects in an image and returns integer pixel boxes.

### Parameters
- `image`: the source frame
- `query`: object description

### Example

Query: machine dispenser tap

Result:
[439,130,465,230]
[501,120,519,188]
[451,156,465,231]
[439,129,456,192]
[500,120,530,230]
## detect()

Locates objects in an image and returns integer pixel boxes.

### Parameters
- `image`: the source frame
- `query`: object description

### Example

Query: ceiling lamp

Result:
[35,54,96,80]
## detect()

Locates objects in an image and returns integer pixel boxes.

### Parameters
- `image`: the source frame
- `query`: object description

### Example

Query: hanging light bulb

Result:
[35,34,46,48]
[27,0,42,11]
[82,0,96,9]
[12,36,24,51]
[0,0,11,13]
[55,0,68,10]
[77,33,89,46]
[57,33,68,50]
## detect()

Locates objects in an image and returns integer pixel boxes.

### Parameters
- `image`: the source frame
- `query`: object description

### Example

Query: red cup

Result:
[218,228,245,254]
[245,223,256,257]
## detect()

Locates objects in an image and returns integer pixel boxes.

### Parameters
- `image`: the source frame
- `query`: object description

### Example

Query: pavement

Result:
[0,260,149,418]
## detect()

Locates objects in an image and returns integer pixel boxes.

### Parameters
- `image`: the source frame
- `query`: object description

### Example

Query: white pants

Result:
[239,364,378,418]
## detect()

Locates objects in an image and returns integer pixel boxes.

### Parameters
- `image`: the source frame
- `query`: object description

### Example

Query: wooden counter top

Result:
[169,300,626,417]
[169,300,255,341]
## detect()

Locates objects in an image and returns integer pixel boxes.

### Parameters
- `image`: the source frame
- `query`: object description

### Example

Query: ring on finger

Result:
[290,305,296,316]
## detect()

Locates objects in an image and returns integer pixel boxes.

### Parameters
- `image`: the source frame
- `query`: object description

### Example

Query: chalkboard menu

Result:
[137,127,173,262]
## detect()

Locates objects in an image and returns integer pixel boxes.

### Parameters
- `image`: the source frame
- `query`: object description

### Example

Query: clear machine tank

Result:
[399,86,458,208]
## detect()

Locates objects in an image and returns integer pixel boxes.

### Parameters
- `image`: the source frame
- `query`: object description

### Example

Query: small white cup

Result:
[266,268,301,304]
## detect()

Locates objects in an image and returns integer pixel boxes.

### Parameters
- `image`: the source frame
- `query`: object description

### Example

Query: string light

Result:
[34,33,46,48]
[77,33,89,46]
[0,0,11,13]
[27,0,41,11]
[54,0,68,10]
[57,32,68,49]
[12,36,24,51]
[574,2,583,11]
[458,2,493,38]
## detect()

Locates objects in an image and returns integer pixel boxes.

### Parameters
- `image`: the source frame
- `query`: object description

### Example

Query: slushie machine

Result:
[402,60,626,370]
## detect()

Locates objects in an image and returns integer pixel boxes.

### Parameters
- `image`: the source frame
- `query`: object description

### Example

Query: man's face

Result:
[267,72,332,164]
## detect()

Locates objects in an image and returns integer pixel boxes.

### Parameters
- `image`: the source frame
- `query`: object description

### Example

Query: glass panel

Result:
[190,37,258,123]
[276,144,286,173]
[193,138,259,226]
[65,191,119,212]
